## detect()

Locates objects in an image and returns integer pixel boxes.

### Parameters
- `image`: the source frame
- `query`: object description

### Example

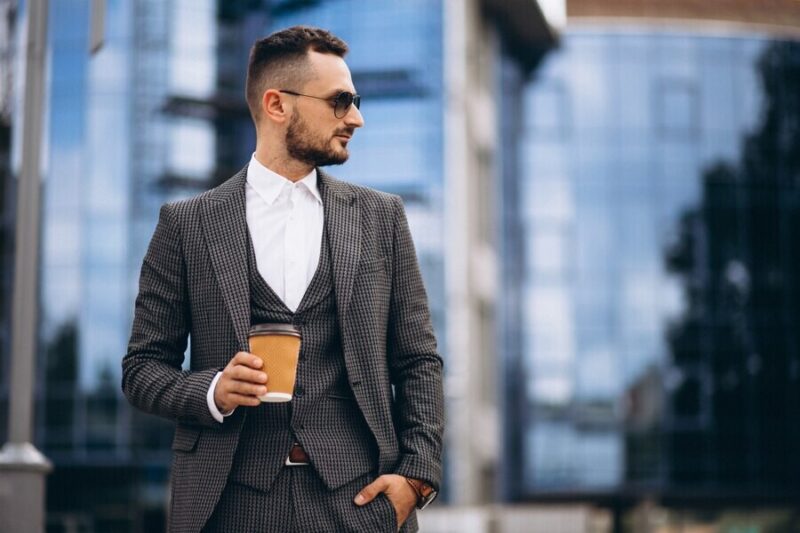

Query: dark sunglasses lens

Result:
[334,92,356,117]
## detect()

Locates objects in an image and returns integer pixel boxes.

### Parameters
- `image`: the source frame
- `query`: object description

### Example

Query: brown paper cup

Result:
[248,324,302,402]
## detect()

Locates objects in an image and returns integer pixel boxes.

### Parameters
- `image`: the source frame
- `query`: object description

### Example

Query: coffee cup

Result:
[248,324,302,402]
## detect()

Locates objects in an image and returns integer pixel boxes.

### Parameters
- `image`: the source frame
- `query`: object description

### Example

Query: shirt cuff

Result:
[207,371,235,423]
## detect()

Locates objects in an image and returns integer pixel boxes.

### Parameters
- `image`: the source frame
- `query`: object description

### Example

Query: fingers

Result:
[229,364,268,384]
[226,379,267,397]
[225,355,267,392]
[224,353,267,386]
[214,377,265,412]
[223,392,261,407]
[231,351,263,369]
[354,475,390,505]
[214,352,268,412]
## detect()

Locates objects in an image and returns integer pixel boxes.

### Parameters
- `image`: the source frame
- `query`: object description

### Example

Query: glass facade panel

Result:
[168,0,216,98]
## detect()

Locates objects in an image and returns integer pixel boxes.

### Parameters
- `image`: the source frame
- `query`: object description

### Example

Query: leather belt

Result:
[285,442,310,466]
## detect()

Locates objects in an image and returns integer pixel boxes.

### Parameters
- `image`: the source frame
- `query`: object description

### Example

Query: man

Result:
[122,26,444,532]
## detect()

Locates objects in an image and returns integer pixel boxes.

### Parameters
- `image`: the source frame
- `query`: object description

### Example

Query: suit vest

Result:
[227,226,379,493]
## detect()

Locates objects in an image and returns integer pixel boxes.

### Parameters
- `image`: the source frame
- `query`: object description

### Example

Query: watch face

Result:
[417,488,438,510]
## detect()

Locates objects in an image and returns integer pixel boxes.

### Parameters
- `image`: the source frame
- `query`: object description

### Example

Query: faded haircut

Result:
[245,26,348,122]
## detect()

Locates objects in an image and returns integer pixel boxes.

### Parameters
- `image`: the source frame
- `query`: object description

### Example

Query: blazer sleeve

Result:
[122,203,220,428]
[386,195,445,490]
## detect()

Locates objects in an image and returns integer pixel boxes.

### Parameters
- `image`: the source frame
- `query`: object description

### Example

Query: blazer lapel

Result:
[201,168,251,352]
[319,168,360,325]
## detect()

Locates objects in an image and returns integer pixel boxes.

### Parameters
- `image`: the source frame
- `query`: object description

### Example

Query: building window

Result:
[655,78,698,139]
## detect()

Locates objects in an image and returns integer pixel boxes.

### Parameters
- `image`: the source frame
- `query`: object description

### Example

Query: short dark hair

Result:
[245,26,349,121]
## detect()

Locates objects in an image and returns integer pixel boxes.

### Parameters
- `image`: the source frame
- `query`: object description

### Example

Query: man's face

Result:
[284,51,364,167]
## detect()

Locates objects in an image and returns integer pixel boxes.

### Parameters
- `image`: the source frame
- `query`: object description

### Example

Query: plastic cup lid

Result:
[248,323,302,338]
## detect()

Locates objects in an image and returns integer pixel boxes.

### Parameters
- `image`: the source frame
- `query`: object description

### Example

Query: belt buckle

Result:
[285,456,309,466]
[285,443,309,466]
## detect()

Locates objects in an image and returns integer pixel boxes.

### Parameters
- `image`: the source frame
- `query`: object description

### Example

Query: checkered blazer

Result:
[122,167,444,533]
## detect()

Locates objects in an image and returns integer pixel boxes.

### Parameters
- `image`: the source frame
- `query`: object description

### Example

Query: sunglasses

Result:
[279,89,361,118]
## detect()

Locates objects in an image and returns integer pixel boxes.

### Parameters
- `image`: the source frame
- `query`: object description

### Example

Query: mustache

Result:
[334,128,355,137]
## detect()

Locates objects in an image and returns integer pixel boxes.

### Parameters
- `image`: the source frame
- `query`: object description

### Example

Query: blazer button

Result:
[295,386,305,397]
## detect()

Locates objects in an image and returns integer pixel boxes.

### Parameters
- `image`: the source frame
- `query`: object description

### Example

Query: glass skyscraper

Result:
[505,28,800,504]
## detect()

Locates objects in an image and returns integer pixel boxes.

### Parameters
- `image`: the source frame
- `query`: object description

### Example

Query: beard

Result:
[285,111,352,167]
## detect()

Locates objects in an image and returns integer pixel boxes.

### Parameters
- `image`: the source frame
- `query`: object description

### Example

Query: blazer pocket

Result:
[358,257,388,275]
[171,425,201,452]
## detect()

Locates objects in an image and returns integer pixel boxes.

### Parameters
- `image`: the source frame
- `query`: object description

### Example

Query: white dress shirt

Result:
[206,155,324,422]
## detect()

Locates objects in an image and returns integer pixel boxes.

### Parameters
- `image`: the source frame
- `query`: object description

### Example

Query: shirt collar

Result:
[246,154,322,205]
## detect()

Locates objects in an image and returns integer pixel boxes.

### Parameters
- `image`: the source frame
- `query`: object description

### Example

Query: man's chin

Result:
[317,158,348,167]
[316,150,349,167]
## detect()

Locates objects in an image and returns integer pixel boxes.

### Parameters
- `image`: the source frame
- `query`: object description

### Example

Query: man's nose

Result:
[344,104,364,128]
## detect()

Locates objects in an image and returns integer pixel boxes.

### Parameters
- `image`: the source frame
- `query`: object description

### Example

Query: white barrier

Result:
[417,505,612,533]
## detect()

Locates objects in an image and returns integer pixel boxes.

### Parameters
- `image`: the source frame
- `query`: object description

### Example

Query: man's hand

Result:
[354,474,417,531]
[213,352,268,413]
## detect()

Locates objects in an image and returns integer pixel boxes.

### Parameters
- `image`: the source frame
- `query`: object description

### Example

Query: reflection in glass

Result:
[509,31,800,498]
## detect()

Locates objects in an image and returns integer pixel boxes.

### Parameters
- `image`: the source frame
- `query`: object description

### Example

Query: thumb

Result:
[354,476,388,506]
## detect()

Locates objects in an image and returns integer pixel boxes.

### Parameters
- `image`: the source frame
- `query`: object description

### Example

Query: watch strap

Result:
[404,477,436,509]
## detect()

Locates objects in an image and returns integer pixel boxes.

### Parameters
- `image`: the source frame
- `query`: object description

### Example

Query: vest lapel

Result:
[319,169,360,324]
[201,168,251,352]
[294,227,332,313]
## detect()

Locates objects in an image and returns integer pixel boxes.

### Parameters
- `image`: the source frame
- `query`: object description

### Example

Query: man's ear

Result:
[262,89,289,123]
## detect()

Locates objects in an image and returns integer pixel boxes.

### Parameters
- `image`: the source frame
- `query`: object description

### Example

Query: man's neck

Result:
[253,147,313,183]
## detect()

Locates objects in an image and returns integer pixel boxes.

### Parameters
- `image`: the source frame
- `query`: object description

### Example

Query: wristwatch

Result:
[404,477,438,509]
